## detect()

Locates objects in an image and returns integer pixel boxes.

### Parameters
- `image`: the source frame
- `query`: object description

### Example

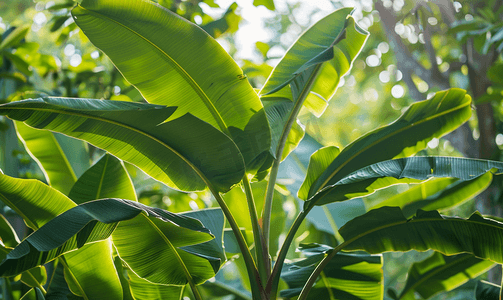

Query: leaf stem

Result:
[209,186,267,300]
[297,241,348,300]
[243,176,270,283]
[262,64,322,249]
[266,207,312,297]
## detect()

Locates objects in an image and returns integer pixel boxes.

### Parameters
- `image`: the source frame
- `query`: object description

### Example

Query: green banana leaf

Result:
[62,153,129,300]
[259,8,367,160]
[371,172,492,218]
[15,121,78,195]
[260,85,305,161]
[280,244,382,300]
[74,155,227,286]
[395,252,495,300]
[0,173,75,230]
[476,281,500,300]
[72,0,270,173]
[0,213,20,248]
[260,8,368,116]
[339,206,503,263]
[61,243,122,300]
[0,238,46,292]
[303,88,472,203]
[179,208,226,274]
[0,169,122,299]
[69,153,136,204]
[128,270,184,300]
[113,206,225,286]
[53,133,90,179]
[19,287,45,300]
[46,262,84,300]
[19,266,47,290]
[0,98,245,192]
[113,256,134,300]
[298,146,340,200]
[0,198,212,277]
[306,155,503,208]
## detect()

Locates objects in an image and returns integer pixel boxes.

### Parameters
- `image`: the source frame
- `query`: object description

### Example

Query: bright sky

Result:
[203,0,368,61]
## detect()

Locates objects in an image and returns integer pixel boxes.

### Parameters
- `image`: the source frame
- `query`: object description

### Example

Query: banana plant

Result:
[1,0,503,299]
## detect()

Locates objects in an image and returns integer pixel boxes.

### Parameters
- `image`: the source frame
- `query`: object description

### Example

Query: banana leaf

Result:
[280,244,382,300]
[127,270,184,300]
[260,8,367,159]
[303,89,472,204]
[306,156,503,208]
[0,98,245,192]
[371,172,492,218]
[69,153,136,204]
[19,287,45,300]
[339,207,503,264]
[15,121,78,195]
[0,198,212,277]
[0,172,75,230]
[72,0,270,173]
[395,252,495,300]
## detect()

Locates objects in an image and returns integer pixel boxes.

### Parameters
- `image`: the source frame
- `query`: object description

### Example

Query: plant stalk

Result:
[297,241,349,300]
[266,206,312,297]
[209,187,267,300]
[262,64,322,248]
[243,175,271,283]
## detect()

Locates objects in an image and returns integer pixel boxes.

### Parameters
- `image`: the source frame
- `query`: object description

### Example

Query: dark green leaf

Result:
[308,156,503,207]
[476,280,500,300]
[280,243,382,300]
[340,207,503,264]
[0,198,211,277]
[0,98,245,192]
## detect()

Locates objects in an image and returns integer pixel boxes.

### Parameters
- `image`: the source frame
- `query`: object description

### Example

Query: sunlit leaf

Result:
[72,0,270,173]
[396,252,495,300]
[370,172,492,218]
[15,121,78,195]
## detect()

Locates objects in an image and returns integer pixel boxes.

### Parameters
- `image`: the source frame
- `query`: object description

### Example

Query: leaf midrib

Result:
[4,106,215,190]
[74,5,229,133]
[141,214,196,285]
[313,93,469,199]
